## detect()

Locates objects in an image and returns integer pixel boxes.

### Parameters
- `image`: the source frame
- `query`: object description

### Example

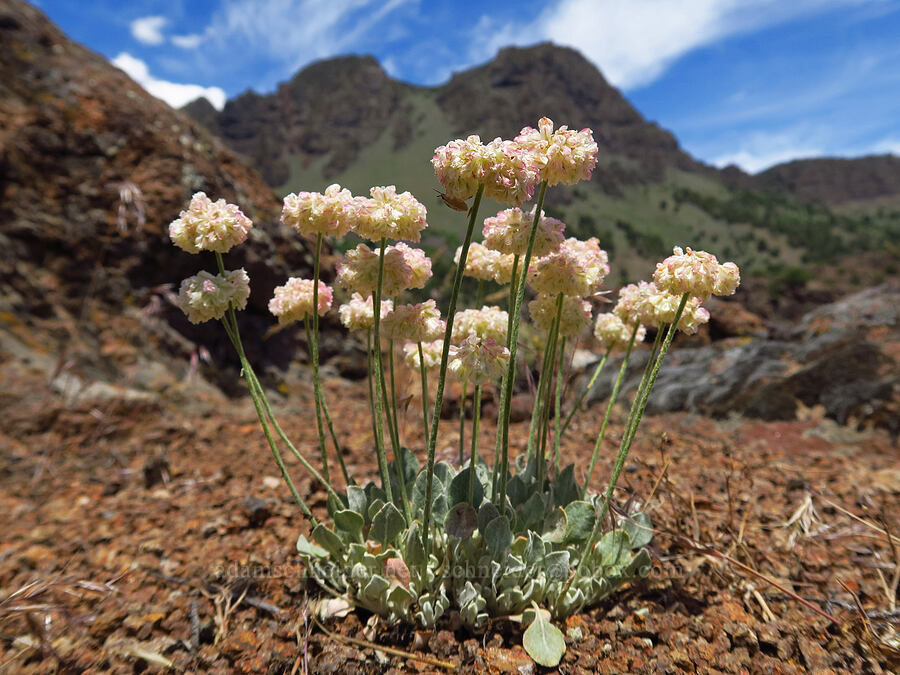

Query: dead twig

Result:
[312,617,455,670]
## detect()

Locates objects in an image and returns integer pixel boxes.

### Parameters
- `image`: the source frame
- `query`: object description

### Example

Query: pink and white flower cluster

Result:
[177,269,250,324]
[354,185,428,242]
[336,242,432,297]
[403,340,443,371]
[338,293,394,333]
[653,246,740,301]
[593,313,646,351]
[453,306,509,345]
[382,299,445,343]
[613,281,710,335]
[455,243,515,285]
[528,294,593,338]
[448,335,510,385]
[514,117,599,186]
[268,278,333,325]
[281,183,356,238]
[482,207,565,258]
[528,237,609,298]
[169,192,252,254]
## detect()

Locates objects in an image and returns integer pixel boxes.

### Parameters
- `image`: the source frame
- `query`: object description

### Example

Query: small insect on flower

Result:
[434,188,469,213]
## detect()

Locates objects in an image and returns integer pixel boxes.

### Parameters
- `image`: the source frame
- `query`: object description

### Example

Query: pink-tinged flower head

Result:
[268,278,332,325]
[403,340,443,370]
[613,281,657,326]
[382,299,445,342]
[169,192,253,254]
[594,313,646,351]
[478,138,539,205]
[338,292,393,332]
[281,184,355,238]
[177,269,250,324]
[514,117,598,186]
[432,135,486,203]
[653,246,721,301]
[714,261,741,296]
[448,335,510,385]
[393,242,433,290]
[642,291,709,334]
[354,185,428,242]
[455,243,514,284]
[528,237,609,298]
[452,305,509,345]
[432,135,538,205]
[528,293,593,338]
[482,206,566,258]
[336,242,431,297]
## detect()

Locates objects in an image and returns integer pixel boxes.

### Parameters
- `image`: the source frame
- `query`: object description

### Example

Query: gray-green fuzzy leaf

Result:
[522,604,566,667]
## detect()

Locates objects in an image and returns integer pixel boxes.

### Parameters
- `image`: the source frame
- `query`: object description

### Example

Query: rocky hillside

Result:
[0,0,327,402]
[184,46,899,295]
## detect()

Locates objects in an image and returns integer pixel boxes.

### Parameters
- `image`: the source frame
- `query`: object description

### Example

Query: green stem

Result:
[468,384,482,504]
[371,239,395,505]
[621,326,663,451]
[417,342,430,441]
[475,279,485,307]
[577,294,688,575]
[388,339,411,515]
[581,325,640,498]
[532,292,563,490]
[491,253,519,500]
[553,336,566,476]
[423,182,485,552]
[309,234,331,484]
[561,347,611,437]
[458,380,468,465]
[320,392,352,486]
[497,180,549,507]
[366,330,378,446]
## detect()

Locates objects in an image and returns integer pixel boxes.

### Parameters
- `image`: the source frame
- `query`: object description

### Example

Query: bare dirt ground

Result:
[1,363,898,674]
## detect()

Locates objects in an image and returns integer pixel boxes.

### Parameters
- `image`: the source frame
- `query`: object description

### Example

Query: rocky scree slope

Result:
[0,0,333,402]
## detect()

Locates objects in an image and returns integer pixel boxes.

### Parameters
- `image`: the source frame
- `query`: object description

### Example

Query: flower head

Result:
[382,299,445,342]
[714,262,741,296]
[268,278,332,325]
[177,269,250,324]
[338,293,393,332]
[482,206,565,258]
[653,246,725,301]
[354,185,428,242]
[528,237,609,298]
[281,184,355,238]
[432,135,538,205]
[529,294,593,337]
[403,340,443,371]
[593,313,646,351]
[448,335,510,385]
[455,243,514,284]
[514,117,598,186]
[642,291,710,334]
[169,192,252,254]
[613,281,657,326]
[452,305,508,345]
[336,242,432,297]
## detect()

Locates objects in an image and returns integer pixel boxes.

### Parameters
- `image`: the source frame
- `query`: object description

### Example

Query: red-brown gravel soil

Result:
[1,364,898,674]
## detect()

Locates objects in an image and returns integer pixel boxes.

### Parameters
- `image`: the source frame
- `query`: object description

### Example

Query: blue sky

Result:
[34,0,900,173]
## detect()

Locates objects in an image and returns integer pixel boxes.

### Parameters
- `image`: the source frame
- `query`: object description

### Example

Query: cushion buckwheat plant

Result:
[169,118,740,667]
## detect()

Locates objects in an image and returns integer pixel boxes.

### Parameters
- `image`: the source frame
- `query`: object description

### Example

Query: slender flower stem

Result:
[388,339,411,516]
[371,239,395,505]
[417,342,430,440]
[561,346,611,437]
[498,180,549,508]
[491,253,520,500]
[320,393,351,485]
[468,384,482,504]
[553,336,566,475]
[577,294,689,575]
[366,330,378,442]
[621,327,663,451]
[532,292,563,490]
[581,324,640,498]
[309,234,331,484]
[458,380,468,465]
[476,279,485,307]
[423,183,485,552]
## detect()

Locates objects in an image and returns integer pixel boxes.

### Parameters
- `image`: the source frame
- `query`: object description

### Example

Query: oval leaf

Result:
[564,501,595,543]
[370,502,406,546]
[445,502,478,539]
[522,604,566,667]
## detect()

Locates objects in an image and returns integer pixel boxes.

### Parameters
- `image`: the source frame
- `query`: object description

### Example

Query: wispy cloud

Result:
[130,15,167,46]
[171,33,204,49]
[711,129,825,173]
[112,52,227,109]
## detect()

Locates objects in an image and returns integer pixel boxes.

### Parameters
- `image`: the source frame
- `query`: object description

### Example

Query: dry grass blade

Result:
[312,617,455,670]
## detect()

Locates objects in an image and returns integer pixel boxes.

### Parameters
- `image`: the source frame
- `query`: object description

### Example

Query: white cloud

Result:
[871,138,900,156]
[171,33,205,49]
[469,0,866,91]
[711,129,824,173]
[112,52,226,109]
[130,15,167,46]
